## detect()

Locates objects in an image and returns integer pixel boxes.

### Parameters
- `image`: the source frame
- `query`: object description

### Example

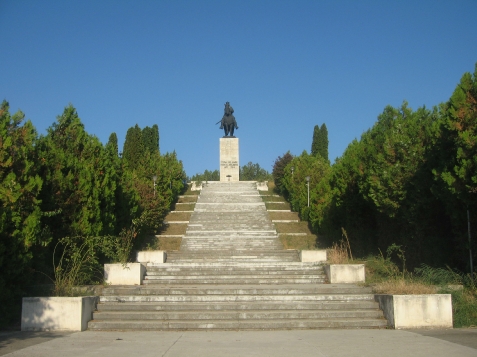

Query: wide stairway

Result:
[89,182,386,330]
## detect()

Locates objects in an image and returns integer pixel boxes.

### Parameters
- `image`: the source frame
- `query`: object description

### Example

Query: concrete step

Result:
[101,285,374,297]
[94,301,381,311]
[88,318,387,330]
[90,182,387,331]
[145,269,324,276]
[179,246,283,251]
[166,258,299,263]
[166,251,297,257]
[143,278,326,284]
[145,271,325,280]
[99,294,376,303]
[92,309,384,321]
[147,261,317,267]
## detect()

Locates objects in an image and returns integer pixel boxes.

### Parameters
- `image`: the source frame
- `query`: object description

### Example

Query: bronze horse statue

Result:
[216,102,239,137]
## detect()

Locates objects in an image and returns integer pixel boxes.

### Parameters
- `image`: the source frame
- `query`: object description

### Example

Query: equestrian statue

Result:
[216,102,239,137]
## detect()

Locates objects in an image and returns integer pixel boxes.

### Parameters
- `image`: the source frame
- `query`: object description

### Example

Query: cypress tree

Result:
[311,125,320,156]
[107,132,118,156]
[319,123,329,162]
[142,124,160,155]
[311,123,329,162]
[122,124,143,170]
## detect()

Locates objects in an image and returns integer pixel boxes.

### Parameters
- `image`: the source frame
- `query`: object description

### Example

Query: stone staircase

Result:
[88,181,386,330]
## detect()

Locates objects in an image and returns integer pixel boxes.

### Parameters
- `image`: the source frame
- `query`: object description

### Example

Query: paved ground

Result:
[1,329,476,357]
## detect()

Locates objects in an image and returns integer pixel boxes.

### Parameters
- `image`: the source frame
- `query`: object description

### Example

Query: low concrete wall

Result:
[300,250,327,262]
[136,250,166,264]
[324,264,365,283]
[256,181,269,191]
[104,263,146,285]
[375,294,453,329]
[21,296,98,331]
[190,181,202,191]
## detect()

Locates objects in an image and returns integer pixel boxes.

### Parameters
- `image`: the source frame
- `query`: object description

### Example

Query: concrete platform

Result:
[1,329,476,357]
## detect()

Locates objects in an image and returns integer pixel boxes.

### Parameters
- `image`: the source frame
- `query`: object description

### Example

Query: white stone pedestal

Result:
[220,138,239,181]
[22,296,98,331]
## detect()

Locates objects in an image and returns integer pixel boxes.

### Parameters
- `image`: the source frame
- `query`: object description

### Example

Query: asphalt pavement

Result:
[1,328,476,357]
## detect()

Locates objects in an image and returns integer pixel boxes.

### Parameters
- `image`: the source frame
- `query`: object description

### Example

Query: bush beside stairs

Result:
[88,182,387,330]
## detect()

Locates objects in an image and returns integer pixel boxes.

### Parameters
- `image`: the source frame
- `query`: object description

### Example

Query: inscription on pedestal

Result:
[220,138,239,181]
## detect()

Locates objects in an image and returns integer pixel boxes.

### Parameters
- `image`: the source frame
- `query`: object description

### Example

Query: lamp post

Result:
[305,176,310,207]
[153,175,157,196]
[468,209,473,279]
[291,166,294,177]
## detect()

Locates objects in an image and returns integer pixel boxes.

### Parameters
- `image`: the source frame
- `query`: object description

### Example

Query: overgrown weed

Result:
[373,278,437,295]
[446,287,477,328]
[52,237,102,297]
[327,240,350,264]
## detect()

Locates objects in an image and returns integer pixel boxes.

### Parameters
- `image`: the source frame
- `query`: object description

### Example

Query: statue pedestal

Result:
[220,138,239,181]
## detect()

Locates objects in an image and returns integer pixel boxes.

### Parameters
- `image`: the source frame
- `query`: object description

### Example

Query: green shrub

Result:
[365,251,400,283]
[439,288,477,328]
[414,264,463,286]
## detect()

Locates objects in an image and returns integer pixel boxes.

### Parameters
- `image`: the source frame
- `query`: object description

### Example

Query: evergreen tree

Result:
[107,132,118,156]
[311,123,329,162]
[142,124,160,155]
[122,124,143,170]
[272,151,294,195]
[191,169,220,181]
[37,105,116,240]
[0,101,43,326]
[311,125,320,156]
[282,151,330,220]
[239,162,272,181]
[319,123,329,162]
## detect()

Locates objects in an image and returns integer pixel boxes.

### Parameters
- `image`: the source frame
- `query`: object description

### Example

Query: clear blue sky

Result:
[1,0,477,177]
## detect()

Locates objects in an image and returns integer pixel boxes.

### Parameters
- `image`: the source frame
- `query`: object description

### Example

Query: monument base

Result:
[220,138,239,181]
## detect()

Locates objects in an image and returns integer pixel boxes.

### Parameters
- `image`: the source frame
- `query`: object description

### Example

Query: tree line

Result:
[190,162,272,182]
[0,103,185,326]
[273,64,477,272]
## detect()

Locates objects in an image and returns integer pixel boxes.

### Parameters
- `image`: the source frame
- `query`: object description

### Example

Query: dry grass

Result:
[274,222,312,234]
[280,234,317,250]
[164,212,191,221]
[265,202,291,210]
[372,279,438,295]
[173,203,195,211]
[327,240,352,264]
[177,196,198,203]
[159,223,187,236]
[155,237,182,251]
[268,211,300,220]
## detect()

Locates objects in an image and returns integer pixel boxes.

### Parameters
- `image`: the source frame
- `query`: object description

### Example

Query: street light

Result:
[305,176,310,207]
[153,175,157,196]
[291,166,294,177]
